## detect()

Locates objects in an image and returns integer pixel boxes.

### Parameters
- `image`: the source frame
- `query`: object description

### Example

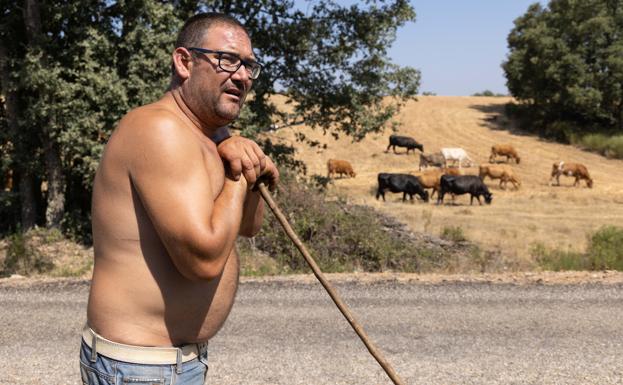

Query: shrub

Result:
[440,226,467,242]
[543,121,581,143]
[576,133,609,153]
[533,226,623,271]
[531,242,589,271]
[472,90,507,97]
[575,133,623,159]
[1,227,93,277]
[0,192,19,236]
[252,172,448,274]
[61,209,93,244]
[586,226,623,270]
[2,229,54,276]
[236,238,281,276]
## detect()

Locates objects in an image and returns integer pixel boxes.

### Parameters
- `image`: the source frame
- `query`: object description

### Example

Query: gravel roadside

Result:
[1,272,622,384]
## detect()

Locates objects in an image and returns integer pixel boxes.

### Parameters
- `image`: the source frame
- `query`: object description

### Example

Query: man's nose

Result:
[231,64,251,82]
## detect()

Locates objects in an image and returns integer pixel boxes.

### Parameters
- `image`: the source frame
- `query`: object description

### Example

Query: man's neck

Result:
[168,88,224,138]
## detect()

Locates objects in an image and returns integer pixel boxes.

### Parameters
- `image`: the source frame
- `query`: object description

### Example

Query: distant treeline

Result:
[503,0,623,149]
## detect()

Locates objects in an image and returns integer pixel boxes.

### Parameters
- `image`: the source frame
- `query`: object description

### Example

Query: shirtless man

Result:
[80,13,278,384]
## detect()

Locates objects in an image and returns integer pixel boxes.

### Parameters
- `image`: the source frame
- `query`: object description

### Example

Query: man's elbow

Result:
[238,223,262,238]
[176,260,226,281]
[171,247,230,282]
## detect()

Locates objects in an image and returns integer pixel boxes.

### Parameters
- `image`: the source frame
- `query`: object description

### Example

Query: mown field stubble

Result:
[268,96,623,269]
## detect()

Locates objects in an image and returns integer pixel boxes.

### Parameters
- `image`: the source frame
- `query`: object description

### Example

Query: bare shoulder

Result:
[117,103,193,144]
[111,103,205,168]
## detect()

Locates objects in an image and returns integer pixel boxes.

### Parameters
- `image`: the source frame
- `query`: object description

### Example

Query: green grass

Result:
[533,225,623,271]
[49,260,93,277]
[587,225,623,270]
[1,227,92,277]
[531,242,589,271]
[440,226,467,243]
[575,133,623,159]
[2,230,54,276]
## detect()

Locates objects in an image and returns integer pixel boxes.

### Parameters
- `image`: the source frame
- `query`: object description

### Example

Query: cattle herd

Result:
[326,133,595,206]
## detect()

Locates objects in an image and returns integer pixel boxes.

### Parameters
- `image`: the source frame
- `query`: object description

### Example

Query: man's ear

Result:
[172,47,192,80]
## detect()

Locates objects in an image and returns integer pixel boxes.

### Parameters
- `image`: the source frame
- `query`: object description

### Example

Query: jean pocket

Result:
[80,361,117,385]
[119,366,165,384]
[122,377,164,385]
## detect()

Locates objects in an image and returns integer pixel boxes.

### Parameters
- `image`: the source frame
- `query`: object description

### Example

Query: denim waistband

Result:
[82,325,207,365]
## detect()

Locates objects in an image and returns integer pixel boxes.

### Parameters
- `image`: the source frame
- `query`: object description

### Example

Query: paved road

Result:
[1,277,622,385]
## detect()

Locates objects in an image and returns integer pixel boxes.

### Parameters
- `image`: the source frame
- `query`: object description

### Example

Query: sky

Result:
[297,0,548,96]
[388,0,548,96]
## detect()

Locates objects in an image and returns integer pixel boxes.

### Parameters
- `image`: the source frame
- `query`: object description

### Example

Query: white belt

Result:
[82,326,207,365]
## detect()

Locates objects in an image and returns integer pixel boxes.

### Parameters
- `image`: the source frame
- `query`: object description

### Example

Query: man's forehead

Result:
[202,23,254,57]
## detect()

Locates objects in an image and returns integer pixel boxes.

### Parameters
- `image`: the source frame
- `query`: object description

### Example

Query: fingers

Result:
[252,144,267,171]
[228,158,243,181]
[244,146,262,179]
[241,156,258,185]
[251,158,279,192]
[262,157,280,191]
[217,136,272,186]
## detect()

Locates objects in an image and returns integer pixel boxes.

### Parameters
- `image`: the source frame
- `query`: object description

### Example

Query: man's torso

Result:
[87,96,239,347]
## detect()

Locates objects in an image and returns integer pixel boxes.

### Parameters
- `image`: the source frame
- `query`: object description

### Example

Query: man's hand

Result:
[217,136,279,190]
[217,136,266,184]
[255,156,279,192]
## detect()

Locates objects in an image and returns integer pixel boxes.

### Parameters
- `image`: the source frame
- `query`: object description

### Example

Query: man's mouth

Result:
[224,87,242,99]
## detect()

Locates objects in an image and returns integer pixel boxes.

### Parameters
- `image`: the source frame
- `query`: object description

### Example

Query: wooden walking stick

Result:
[256,182,406,385]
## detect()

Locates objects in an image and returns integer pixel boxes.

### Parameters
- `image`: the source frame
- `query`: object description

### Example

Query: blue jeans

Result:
[79,338,209,385]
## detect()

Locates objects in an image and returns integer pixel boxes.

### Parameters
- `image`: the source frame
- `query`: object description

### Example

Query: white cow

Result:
[441,147,474,168]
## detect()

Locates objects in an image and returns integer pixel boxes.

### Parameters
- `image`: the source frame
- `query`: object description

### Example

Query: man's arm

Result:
[238,190,264,237]
[125,113,247,281]
[216,136,279,237]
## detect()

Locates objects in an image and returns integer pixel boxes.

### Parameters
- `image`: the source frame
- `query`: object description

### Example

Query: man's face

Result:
[186,24,255,127]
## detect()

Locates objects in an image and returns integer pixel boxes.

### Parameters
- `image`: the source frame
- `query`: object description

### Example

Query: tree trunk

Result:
[0,27,38,229]
[617,99,623,133]
[44,139,65,228]
[24,0,66,228]
[18,172,37,229]
[24,0,42,43]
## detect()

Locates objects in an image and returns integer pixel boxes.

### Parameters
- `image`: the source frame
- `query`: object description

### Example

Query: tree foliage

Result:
[503,0,623,138]
[0,0,419,239]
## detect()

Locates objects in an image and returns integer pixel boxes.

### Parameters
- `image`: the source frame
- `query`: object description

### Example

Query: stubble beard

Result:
[215,103,241,122]
[214,94,245,122]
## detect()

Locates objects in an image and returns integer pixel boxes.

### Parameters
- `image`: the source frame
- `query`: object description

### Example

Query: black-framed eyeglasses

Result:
[187,47,262,80]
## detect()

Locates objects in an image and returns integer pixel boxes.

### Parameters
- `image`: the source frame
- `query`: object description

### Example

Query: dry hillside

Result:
[267,96,623,268]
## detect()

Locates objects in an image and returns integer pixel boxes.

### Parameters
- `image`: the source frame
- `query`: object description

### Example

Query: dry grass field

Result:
[267,96,623,269]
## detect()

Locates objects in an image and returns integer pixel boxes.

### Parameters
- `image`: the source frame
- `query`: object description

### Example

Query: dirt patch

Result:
[2,271,622,288]
[0,228,93,279]
[242,270,623,285]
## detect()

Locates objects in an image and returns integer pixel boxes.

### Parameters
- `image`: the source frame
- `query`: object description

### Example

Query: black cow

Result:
[376,173,429,202]
[437,175,493,205]
[386,135,424,154]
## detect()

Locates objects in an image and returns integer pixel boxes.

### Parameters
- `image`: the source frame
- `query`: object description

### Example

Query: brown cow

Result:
[412,167,463,198]
[479,163,521,190]
[550,161,593,188]
[327,159,356,178]
[489,144,520,164]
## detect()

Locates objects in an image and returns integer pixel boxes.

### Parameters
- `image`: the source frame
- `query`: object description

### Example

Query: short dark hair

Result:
[175,12,249,49]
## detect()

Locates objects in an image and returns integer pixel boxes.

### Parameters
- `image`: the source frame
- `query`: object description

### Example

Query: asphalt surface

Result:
[1,277,622,385]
